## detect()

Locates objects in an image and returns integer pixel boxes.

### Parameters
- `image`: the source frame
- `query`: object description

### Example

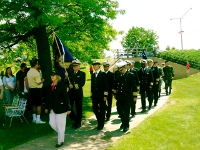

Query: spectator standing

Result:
[3,67,17,104]
[45,70,71,148]
[0,74,4,127]
[27,57,45,124]
[16,63,27,97]
[186,61,190,77]
[66,59,86,129]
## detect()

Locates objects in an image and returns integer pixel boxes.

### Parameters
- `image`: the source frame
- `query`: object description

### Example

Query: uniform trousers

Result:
[117,100,131,128]
[106,94,112,120]
[69,98,82,125]
[153,84,159,105]
[130,100,137,116]
[164,79,172,93]
[140,85,153,110]
[92,97,106,128]
[49,110,67,143]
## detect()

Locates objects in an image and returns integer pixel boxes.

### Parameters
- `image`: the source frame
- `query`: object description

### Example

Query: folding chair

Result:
[3,95,19,107]
[5,98,29,127]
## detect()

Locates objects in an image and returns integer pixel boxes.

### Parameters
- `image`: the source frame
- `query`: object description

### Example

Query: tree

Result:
[0,0,123,85]
[121,27,159,53]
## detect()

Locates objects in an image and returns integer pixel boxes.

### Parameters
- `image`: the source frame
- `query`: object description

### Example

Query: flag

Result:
[52,34,74,62]
[178,31,184,34]
[142,49,147,60]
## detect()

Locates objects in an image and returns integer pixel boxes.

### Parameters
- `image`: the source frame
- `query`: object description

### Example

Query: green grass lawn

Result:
[0,64,94,150]
[106,73,200,150]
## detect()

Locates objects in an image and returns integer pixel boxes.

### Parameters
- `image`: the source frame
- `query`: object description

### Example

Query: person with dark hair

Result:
[45,70,71,148]
[3,67,17,104]
[16,63,27,97]
[27,57,45,124]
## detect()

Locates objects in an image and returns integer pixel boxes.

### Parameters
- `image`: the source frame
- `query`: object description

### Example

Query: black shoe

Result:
[55,142,63,148]
[148,106,151,110]
[120,124,124,129]
[73,124,81,129]
[141,109,146,113]
[154,103,157,106]
[123,127,129,132]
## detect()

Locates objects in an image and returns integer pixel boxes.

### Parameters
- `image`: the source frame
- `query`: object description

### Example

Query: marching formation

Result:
[0,57,174,148]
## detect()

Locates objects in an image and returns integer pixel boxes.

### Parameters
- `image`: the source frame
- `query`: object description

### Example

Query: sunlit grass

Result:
[106,73,200,150]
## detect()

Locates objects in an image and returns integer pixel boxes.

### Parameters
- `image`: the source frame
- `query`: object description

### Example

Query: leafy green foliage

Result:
[157,49,200,69]
[121,26,159,52]
[0,0,123,84]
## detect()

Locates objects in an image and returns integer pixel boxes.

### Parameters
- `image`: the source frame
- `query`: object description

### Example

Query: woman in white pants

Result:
[45,70,71,148]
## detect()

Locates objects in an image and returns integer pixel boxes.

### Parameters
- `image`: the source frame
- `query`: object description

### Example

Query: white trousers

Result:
[49,110,67,143]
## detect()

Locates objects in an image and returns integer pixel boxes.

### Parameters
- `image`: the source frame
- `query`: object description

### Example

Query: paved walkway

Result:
[11,91,168,150]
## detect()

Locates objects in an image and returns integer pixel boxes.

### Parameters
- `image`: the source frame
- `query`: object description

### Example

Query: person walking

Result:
[147,59,159,107]
[66,59,86,129]
[163,60,175,95]
[27,57,45,124]
[102,61,115,121]
[114,61,138,132]
[137,59,154,112]
[45,70,71,148]
[3,67,17,104]
[91,60,108,130]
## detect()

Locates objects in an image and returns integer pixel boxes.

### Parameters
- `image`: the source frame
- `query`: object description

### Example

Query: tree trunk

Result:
[34,26,52,86]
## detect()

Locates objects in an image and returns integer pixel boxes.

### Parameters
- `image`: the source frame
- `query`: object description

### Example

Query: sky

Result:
[109,0,200,51]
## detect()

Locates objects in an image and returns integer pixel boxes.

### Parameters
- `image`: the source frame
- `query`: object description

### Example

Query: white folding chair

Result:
[5,98,29,127]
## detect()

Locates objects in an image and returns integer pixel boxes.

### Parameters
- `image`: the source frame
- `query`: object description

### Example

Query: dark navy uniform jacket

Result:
[68,70,86,99]
[114,71,137,101]
[91,70,108,98]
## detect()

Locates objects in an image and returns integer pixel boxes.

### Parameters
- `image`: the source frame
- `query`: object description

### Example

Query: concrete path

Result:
[11,91,168,150]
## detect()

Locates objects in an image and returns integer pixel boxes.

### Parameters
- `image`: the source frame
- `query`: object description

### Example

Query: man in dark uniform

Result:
[155,63,163,98]
[102,61,115,121]
[66,59,86,129]
[114,61,138,132]
[125,60,139,118]
[91,60,108,130]
[147,59,160,107]
[163,60,175,95]
[138,59,154,112]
